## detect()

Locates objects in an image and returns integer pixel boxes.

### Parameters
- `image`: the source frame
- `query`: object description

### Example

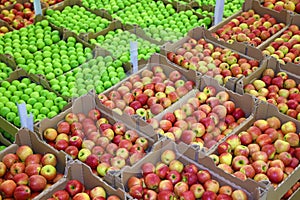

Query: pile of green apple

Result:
[0,78,68,126]
[0,127,14,143]
[81,0,138,14]
[194,0,244,19]
[110,1,211,39]
[49,56,127,97]
[0,61,13,81]
[0,145,5,151]
[45,5,110,34]
[89,29,160,61]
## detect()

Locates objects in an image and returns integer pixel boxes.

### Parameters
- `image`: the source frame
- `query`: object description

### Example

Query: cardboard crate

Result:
[40,160,126,199]
[0,128,68,199]
[161,26,266,91]
[96,53,201,123]
[289,187,300,200]
[136,75,256,155]
[115,139,266,199]
[208,0,292,50]
[37,92,159,186]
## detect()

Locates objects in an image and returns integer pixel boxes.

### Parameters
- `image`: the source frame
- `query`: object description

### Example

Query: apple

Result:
[28,175,47,192]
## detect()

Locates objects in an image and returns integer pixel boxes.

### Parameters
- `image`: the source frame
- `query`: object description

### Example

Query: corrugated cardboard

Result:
[37,92,158,186]
[289,187,300,200]
[208,0,292,50]
[0,129,12,146]
[115,139,266,199]
[0,128,68,199]
[161,26,266,91]
[39,160,127,200]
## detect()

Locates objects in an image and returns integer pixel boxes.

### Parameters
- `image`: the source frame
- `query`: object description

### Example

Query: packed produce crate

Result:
[209,0,292,48]
[236,57,300,121]
[161,26,265,90]
[0,128,68,199]
[41,160,126,199]
[0,20,13,36]
[209,101,300,200]
[137,75,255,153]
[37,92,158,186]
[42,0,64,7]
[0,54,17,82]
[261,0,300,14]
[115,139,266,199]
[0,127,11,147]
[97,53,199,121]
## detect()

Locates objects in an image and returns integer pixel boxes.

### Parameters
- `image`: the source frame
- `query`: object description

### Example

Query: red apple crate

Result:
[37,92,159,186]
[235,55,300,121]
[40,160,127,199]
[208,102,300,200]
[0,127,69,199]
[160,26,266,91]
[96,53,200,122]
[0,19,14,34]
[257,0,300,16]
[208,0,292,50]
[136,75,256,155]
[43,0,65,9]
[114,139,266,199]
[287,186,300,200]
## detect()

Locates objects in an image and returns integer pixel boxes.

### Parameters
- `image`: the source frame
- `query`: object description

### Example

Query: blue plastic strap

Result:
[34,0,42,16]
[214,0,225,25]
[27,113,34,132]
[17,103,28,128]
[130,41,138,73]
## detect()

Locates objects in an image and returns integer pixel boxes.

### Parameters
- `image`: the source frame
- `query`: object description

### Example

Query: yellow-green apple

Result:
[43,128,58,141]
[16,145,33,161]
[161,150,176,165]
[274,139,290,153]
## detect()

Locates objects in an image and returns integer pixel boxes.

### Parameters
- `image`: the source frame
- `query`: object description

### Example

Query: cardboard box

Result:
[160,26,266,91]
[137,75,256,155]
[0,128,68,199]
[208,0,292,50]
[209,102,300,200]
[115,139,266,199]
[37,92,158,186]
[96,53,201,124]
[40,160,126,200]
[289,187,300,200]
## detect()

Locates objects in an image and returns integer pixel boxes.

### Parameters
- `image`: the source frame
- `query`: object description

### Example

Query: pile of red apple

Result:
[167,37,260,85]
[281,179,300,199]
[98,66,195,119]
[0,145,63,199]
[210,116,300,187]
[0,2,35,29]
[0,0,17,9]
[212,10,286,47]
[127,149,248,200]
[47,179,120,200]
[148,86,246,149]
[262,25,300,65]
[43,108,150,177]
[243,68,300,120]
[263,0,300,13]
[42,0,64,6]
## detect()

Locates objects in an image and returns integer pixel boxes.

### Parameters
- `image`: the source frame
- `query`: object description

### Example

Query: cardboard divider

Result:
[0,130,12,146]
[37,92,159,186]
[115,139,266,199]
[96,53,201,124]
[0,116,18,144]
[208,0,292,50]
[289,186,300,200]
[0,128,68,199]
[160,26,266,91]
[39,160,127,199]
[0,19,14,33]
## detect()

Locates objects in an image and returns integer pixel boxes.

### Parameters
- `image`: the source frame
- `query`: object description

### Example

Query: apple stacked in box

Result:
[90,29,160,62]
[42,0,64,6]
[0,62,13,81]
[192,7,213,26]
[98,65,195,119]
[43,108,150,176]
[194,0,244,18]
[0,25,10,35]
[49,56,126,98]
[262,24,300,65]
[0,0,17,9]
[210,116,300,187]
[148,86,246,148]
[212,10,286,47]
[47,179,121,200]
[0,2,36,29]
[243,68,300,120]
[263,0,300,13]
[127,149,248,200]
[81,0,138,14]
[0,77,68,125]
[110,0,212,40]
[281,179,300,199]
[167,37,260,85]
[45,5,110,35]
[0,145,63,199]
